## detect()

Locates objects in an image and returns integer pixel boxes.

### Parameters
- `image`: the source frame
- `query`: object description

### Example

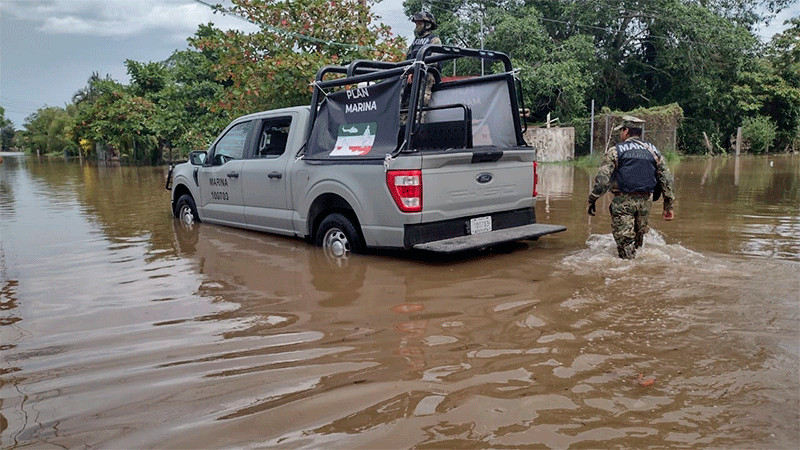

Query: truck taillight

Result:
[387,170,422,212]
[533,161,539,197]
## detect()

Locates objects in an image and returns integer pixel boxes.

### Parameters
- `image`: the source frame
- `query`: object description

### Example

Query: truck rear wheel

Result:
[175,194,199,227]
[316,213,363,260]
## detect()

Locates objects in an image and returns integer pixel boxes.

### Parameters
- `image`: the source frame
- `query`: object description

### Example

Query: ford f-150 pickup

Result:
[167,45,565,259]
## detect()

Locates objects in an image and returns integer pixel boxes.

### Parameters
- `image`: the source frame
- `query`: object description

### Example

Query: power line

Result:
[421,0,767,50]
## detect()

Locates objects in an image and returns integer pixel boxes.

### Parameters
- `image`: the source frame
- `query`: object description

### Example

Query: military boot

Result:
[634,233,644,249]
[618,244,636,259]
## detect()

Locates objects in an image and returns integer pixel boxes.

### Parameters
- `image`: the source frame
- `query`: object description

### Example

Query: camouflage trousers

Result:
[400,72,436,124]
[609,194,652,259]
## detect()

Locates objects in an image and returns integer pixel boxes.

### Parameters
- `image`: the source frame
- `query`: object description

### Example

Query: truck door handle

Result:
[227,172,239,178]
[268,172,283,179]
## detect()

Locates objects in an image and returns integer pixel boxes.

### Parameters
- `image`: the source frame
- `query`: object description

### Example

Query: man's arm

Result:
[588,147,616,203]
[656,158,675,210]
[656,157,675,219]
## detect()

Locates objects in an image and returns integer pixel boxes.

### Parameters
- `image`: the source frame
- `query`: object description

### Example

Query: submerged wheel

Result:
[175,194,199,227]
[315,213,363,261]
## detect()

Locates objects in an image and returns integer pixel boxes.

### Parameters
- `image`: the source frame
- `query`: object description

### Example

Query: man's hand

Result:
[663,210,674,221]
[587,201,596,216]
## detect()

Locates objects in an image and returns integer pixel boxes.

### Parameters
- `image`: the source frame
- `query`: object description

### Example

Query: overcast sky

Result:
[0,0,413,128]
[0,0,795,129]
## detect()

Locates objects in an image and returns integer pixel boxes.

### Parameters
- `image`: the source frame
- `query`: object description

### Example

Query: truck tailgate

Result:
[413,223,566,253]
[420,149,535,222]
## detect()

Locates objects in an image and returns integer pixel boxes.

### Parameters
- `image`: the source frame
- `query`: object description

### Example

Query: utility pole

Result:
[480,12,485,75]
[590,100,595,155]
[736,127,742,156]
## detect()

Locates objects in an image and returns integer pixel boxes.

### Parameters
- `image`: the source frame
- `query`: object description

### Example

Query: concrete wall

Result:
[592,114,678,154]
[523,127,575,162]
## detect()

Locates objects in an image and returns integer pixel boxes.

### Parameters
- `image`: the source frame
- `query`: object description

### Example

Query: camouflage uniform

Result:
[400,71,438,123]
[401,13,442,123]
[589,137,675,259]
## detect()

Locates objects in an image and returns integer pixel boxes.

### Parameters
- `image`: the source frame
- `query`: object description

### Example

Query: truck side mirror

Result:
[189,151,207,166]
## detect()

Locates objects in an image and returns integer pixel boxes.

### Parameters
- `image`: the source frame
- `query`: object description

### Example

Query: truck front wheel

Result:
[175,194,200,227]
[316,213,363,260]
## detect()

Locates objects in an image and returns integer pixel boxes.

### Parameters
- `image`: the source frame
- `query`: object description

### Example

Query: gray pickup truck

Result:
[167,45,565,259]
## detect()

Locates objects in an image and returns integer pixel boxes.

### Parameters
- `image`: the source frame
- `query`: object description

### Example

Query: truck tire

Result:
[175,194,200,227]
[316,213,363,259]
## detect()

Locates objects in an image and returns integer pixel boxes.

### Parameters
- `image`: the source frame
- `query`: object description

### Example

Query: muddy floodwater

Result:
[1,153,798,448]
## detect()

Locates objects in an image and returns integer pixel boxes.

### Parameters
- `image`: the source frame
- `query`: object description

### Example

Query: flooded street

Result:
[1,154,798,448]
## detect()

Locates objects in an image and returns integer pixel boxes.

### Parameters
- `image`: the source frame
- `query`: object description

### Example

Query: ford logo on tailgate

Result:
[476,173,493,184]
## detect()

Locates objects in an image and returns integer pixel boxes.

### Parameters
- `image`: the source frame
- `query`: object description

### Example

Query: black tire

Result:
[315,213,363,261]
[175,194,200,227]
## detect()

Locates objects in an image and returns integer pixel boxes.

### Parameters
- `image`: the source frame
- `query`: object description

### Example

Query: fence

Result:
[591,112,680,154]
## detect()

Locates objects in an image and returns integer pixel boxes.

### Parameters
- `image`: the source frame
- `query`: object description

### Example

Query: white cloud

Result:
[0,0,414,41]
[371,0,413,40]
[2,0,258,39]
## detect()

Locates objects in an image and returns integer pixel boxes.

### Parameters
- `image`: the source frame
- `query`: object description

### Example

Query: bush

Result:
[742,116,777,153]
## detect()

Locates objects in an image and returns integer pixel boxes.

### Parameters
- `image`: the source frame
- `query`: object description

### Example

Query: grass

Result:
[570,148,683,167]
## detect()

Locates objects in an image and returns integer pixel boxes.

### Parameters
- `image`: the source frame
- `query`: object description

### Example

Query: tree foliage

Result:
[400,0,798,154]
[0,106,14,152]
[12,0,797,161]
[191,0,405,118]
[18,107,77,156]
[763,17,800,150]
[742,115,777,153]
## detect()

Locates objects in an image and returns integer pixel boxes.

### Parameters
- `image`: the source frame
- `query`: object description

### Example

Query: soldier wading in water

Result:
[588,116,675,259]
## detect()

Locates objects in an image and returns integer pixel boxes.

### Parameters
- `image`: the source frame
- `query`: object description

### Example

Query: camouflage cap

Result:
[613,115,645,131]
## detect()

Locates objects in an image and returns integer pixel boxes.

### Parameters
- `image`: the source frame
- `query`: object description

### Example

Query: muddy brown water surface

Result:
[1,154,798,448]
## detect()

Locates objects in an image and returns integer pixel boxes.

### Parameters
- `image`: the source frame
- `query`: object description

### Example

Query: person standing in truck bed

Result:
[401,11,441,123]
[587,115,675,259]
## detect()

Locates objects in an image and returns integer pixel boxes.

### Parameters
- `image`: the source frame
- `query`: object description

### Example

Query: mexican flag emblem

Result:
[330,122,377,156]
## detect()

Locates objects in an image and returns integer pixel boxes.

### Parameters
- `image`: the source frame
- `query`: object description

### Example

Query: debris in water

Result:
[392,303,425,314]
[637,373,656,387]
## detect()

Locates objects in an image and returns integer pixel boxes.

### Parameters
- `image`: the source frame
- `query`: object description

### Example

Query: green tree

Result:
[486,5,595,121]
[400,0,795,153]
[401,1,594,120]
[89,91,158,162]
[742,115,777,153]
[124,49,233,161]
[19,106,77,156]
[69,73,122,159]
[763,17,800,150]
[127,60,170,96]
[71,76,158,162]
[0,106,15,152]
[72,72,114,104]
[191,0,406,117]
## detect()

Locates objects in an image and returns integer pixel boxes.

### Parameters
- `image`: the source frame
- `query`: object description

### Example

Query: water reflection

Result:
[0,154,798,448]
[665,155,800,260]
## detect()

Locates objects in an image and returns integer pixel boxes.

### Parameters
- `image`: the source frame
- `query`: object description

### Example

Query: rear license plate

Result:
[470,216,492,235]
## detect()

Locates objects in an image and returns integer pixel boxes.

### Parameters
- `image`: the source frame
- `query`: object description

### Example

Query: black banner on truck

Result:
[306,76,402,160]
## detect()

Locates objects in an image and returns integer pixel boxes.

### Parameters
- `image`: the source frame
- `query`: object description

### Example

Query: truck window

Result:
[213,120,254,165]
[255,117,292,158]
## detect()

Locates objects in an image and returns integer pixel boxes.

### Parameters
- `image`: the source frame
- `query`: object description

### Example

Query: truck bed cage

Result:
[305,46,526,157]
